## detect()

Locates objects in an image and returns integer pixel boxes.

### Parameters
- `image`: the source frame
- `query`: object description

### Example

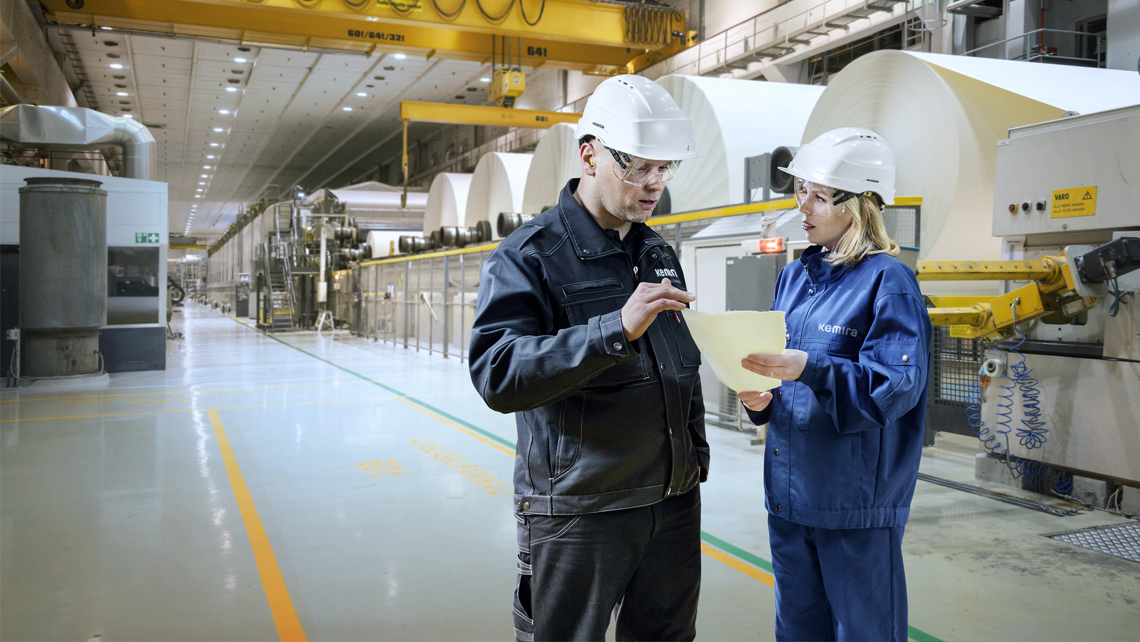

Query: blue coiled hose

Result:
[966,328,1069,493]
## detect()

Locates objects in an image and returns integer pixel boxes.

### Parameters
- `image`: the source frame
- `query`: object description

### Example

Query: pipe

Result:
[0,104,156,180]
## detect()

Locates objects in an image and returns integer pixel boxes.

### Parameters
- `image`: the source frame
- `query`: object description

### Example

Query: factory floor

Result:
[2,303,1138,642]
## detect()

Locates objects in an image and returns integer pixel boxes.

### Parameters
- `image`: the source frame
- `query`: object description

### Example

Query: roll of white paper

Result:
[521,123,581,215]
[465,152,533,239]
[802,50,1140,276]
[422,172,473,235]
[657,75,825,214]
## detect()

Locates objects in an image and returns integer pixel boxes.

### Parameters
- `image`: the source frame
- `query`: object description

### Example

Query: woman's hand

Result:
[741,349,808,382]
[738,390,773,412]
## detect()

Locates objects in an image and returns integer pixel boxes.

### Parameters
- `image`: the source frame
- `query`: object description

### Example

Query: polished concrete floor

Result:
[2,303,1138,641]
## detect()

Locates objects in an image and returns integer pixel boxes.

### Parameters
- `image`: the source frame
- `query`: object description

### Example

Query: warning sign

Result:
[1051,186,1097,218]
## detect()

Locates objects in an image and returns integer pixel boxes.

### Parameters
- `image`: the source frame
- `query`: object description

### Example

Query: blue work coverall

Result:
[747,244,931,642]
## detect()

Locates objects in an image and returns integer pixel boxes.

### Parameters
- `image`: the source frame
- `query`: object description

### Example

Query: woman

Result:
[738,127,931,642]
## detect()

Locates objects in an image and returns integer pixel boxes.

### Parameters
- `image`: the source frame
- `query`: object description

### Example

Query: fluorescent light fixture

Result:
[213,127,224,132]
[234,57,247,63]
[218,109,230,115]
[195,195,202,198]
[480,77,491,82]
[196,189,203,192]
[297,192,306,197]
[201,174,209,178]
[206,155,215,159]
[342,106,353,111]
[203,165,211,169]
[393,53,406,59]
[116,91,128,96]
[225,87,238,93]
[109,63,123,69]
[209,142,220,147]
[356,92,368,97]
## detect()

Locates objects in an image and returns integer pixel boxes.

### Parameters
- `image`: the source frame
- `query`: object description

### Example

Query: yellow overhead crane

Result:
[40,0,694,74]
[397,100,580,205]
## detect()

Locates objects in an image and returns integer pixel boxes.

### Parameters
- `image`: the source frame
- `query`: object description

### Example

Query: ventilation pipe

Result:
[0,104,156,180]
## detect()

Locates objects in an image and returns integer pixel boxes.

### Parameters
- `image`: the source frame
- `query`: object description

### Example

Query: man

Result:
[468,75,708,642]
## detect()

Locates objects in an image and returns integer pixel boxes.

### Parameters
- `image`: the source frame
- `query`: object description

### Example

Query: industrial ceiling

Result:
[29,0,689,240]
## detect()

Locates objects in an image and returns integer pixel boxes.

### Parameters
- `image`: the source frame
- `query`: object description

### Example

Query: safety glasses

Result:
[794,178,851,218]
[598,142,681,187]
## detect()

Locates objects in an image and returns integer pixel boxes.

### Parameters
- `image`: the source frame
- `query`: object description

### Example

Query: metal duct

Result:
[0,104,156,180]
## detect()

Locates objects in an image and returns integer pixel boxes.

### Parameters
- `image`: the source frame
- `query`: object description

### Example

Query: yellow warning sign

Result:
[949,325,973,339]
[1051,186,1097,218]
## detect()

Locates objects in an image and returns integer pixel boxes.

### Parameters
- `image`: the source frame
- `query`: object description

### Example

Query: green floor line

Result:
[229,317,944,642]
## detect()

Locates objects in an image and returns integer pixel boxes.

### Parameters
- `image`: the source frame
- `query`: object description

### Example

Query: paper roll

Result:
[803,50,1140,283]
[423,172,473,234]
[328,188,428,211]
[657,75,825,214]
[366,230,416,259]
[521,123,581,215]
[465,152,534,239]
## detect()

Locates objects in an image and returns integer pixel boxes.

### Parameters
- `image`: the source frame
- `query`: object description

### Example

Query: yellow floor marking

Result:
[395,397,516,457]
[208,408,307,642]
[700,543,775,587]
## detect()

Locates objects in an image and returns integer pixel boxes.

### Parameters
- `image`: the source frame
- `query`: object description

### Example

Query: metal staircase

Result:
[711,0,912,75]
[257,241,297,332]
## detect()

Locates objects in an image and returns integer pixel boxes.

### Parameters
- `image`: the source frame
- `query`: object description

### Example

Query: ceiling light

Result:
[218,109,230,115]
[116,91,128,96]
[234,57,247,63]
[356,92,367,97]
[209,142,220,147]
[109,63,123,69]
[206,155,215,159]
[101,26,112,30]
[203,165,211,169]
[199,181,207,185]
[342,106,352,111]
[196,189,203,192]
[480,77,491,82]
[213,127,224,132]
[195,195,202,198]
[393,53,406,60]
[225,87,238,93]
[201,174,209,178]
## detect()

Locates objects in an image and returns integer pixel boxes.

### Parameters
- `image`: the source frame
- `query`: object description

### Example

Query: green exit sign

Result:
[135,233,160,243]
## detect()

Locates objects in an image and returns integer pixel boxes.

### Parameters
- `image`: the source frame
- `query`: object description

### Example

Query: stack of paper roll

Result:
[657,75,826,214]
[802,50,1140,295]
[521,123,582,215]
[465,152,533,240]
[423,172,473,235]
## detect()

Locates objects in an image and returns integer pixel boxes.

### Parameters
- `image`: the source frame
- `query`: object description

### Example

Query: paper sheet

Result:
[681,309,786,393]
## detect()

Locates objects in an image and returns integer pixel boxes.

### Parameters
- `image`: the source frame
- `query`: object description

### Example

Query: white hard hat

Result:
[574,75,699,161]
[780,127,896,205]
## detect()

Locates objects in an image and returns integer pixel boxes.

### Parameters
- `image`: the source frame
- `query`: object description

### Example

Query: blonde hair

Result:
[826,194,900,266]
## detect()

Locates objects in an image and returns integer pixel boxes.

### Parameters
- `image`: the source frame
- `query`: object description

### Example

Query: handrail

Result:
[962,28,1105,66]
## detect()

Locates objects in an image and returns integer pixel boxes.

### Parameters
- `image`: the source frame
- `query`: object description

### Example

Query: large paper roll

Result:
[803,50,1140,282]
[521,123,581,215]
[657,75,825,214]
[466,152,533,239]
[328,188,428,212]
[423,172,473,234]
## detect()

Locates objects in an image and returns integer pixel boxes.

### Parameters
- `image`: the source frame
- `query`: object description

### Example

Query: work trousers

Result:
[513,487,701,642]
[768,514,908,642]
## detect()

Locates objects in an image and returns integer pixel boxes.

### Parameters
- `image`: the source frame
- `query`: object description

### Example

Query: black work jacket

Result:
[469,180,709,516]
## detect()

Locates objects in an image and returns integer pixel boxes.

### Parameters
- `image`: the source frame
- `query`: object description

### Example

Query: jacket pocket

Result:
[790,380,838,432]
[563,289,650,388]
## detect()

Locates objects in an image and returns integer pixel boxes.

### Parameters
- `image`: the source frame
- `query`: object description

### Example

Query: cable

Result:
[519,0,545,26]
[431,0,466,21]
[474,0,516,23]
[1108,277,1132,317]
[1007,331,1048,450]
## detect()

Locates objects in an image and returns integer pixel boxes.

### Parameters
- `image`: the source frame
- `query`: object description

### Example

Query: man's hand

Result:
[741,349,809,382]
[738,390,772,412]
[620,278,695,341]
